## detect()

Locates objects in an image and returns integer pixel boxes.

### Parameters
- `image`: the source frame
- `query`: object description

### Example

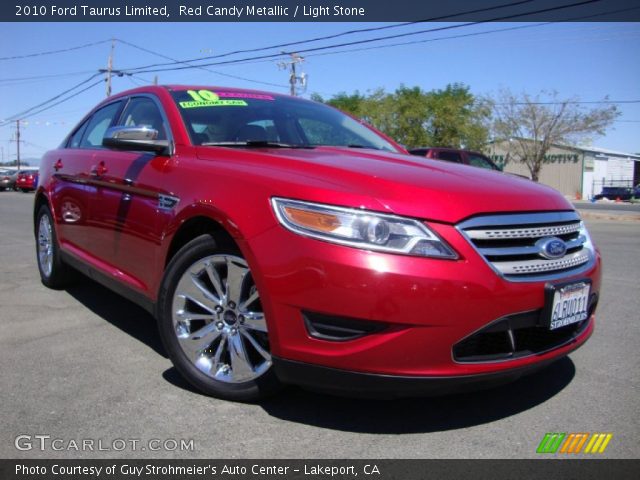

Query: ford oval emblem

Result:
[536,237,568,260]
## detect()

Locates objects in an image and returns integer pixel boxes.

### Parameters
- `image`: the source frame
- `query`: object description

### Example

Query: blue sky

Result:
[1,21,639,163]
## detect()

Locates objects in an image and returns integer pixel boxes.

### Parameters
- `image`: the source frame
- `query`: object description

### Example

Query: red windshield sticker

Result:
[215,92,275,101]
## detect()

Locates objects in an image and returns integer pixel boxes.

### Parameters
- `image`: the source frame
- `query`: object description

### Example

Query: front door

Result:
[87,95,174,297]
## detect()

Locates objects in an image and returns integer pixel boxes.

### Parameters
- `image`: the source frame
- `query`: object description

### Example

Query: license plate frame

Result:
[542,279,592,331]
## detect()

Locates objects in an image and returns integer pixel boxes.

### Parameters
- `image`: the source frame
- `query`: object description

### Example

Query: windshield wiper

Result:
[202,140,314,149]
[347,144,382,150]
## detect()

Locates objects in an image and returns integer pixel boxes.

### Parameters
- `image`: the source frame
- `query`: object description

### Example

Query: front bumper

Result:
[272,344,585,398]
[245,220,601,384]
[17,181,35,190]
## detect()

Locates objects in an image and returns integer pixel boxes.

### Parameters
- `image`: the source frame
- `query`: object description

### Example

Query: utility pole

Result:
[99,39,128,96]
[9,120,22,170]
[106,39,115,97]
[153,75,158,85]
[16,120,20,171]
[278,53,307,96]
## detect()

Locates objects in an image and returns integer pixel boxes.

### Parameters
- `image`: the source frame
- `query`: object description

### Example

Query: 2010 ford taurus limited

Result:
[34,86,601,401]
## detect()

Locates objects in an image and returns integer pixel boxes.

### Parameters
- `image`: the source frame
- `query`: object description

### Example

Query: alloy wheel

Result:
[37,214,53,278]
[171,254,271,384]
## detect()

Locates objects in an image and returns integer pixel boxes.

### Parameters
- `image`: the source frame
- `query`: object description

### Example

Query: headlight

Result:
[579,220,596,254]
[271,198,458,259]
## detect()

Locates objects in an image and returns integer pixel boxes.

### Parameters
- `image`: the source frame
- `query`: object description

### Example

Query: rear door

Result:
[49,100,123,257]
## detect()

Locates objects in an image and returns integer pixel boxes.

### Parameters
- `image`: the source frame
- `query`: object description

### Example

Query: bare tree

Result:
[491,90,619,181]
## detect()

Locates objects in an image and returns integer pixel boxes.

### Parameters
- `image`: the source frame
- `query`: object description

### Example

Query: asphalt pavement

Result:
[1,191,638,459]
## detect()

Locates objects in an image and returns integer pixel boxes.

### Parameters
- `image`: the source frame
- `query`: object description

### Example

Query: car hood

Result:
[196,146,573,224]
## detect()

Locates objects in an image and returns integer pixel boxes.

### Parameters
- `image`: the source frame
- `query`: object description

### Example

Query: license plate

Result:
[547,282,591,330]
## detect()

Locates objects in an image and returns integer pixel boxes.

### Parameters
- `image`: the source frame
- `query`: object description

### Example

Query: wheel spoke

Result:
[242,311,267,333]
[240,289,259,311]
[212,336,226,366]
[177,274,220,313]
[204,261,226,303]
[225,258,248,306]
[176,310,215,322]
[241,329,271,362]
[178,322,221,360]
[228,333,254,380]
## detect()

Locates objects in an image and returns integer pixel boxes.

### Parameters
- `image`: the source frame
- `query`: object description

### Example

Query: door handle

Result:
[54,159,63,172]
[90,161,108,177]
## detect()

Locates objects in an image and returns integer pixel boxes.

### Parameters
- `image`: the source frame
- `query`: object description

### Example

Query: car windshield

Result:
[171,89,399,152]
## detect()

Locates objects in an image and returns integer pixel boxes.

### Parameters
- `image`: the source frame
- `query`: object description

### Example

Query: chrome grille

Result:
[458,212,593,281]
[466,223,581,240]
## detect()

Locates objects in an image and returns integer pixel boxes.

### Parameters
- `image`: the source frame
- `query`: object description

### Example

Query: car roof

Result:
[106,85,292,101]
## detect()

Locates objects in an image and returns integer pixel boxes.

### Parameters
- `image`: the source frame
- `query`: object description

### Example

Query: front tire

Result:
[157,235,281,401]
[35,205,76,289]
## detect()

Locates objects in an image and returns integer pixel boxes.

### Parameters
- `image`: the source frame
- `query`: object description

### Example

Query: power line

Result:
[121,0,538,72]
[0,0,625,128]
[0,74,102,126]
[0,70,97,83]
[12,79,104,123]
[0,39,111,61]
[116,38,288,89]
[22,140,50,151]
[128,0,604,75]
[300,5,640,63]
[494,100,640,105]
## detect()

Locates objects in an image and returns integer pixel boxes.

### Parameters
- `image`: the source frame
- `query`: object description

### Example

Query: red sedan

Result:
[34,86,601,401]
[16,170,38,192]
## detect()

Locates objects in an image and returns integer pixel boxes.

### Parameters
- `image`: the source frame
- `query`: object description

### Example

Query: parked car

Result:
[409,147,502,171]
[593,185,639,201]
[0,169,17,190]
[34,86,601,401]
[16,169,38,192]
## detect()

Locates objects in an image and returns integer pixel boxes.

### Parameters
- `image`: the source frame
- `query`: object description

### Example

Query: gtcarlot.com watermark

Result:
[15,435,195,452]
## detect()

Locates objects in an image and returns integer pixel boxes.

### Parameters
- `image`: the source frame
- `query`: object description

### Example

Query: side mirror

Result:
[103,126,171,154]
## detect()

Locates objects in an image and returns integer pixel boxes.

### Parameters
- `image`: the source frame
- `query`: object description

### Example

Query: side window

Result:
[119,97,167,140]
[79,102,122,149]
[436,151,463,163]
[468,154,497,170]
[67,119,89,149]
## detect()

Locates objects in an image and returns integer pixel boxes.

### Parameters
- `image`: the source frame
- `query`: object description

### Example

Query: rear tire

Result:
[157,234,282,401]
[35,205,76,289]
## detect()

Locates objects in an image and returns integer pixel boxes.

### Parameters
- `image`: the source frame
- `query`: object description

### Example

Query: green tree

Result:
[423,83,490,151]
[319,91,368,117]
[312,83,490,149]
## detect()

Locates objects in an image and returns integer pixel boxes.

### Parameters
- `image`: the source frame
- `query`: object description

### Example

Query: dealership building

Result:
[485,140,640,199]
